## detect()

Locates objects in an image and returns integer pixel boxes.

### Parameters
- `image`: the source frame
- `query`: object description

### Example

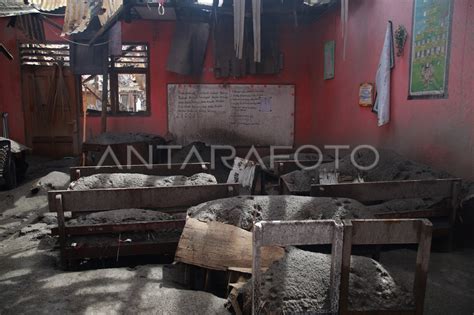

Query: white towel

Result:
[373,22,394,127]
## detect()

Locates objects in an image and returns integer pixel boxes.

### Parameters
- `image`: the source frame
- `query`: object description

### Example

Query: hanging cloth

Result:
[252,0,261,62]
[341,0,349,60]
[373,21,395,127]
[234,0,245,59]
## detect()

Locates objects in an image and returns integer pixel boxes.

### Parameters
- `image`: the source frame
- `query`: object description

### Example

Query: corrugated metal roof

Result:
[62,0,94,35]
[62,0,122,35]
[98,0,122,25]
[30,0,67,12]
[0,0,38,17]
[0,0,122,36]
[0,0,66,17]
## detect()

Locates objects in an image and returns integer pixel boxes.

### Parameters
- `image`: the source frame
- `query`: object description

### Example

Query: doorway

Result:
[21,64,80,158]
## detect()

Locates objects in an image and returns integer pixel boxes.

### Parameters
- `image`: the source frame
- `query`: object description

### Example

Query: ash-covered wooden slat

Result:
[49,184,239,213]
[350,219,423,244]
[276,159,332,176]
[51,219,185,236]
[374,208,450,219]
[62,242,179,260]
[69,162,210,181]
[311,178,460,201]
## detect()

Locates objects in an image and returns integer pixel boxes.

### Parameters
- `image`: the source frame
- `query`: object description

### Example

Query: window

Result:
[81,74,111,112]
[20,43,70,66]
[80,44,149,116]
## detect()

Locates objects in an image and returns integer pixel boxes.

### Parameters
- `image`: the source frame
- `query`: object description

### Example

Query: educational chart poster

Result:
[409,0,452,98]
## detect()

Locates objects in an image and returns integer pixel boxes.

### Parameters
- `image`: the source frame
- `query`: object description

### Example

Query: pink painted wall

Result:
[309,0,473,179]
[0,18,25,143]
[0,0,472,179]
[0,17,313,146]
[85,20,314,145]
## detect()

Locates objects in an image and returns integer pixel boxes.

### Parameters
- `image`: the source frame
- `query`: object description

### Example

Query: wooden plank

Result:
[63,241,179,260]
[70,162,210,181]
[330,221,344,312]
[175,218,284,271]
[350,219,423,245]
[276,159,331,175]
[374,209,450,219]
[51,219,185,236]
[414,222,432,315]
[252,223,263,315]
[259,220,337,246]
[48,184,239,213]
[310,179,461,202]
[448,180,462,249]
[339,220,353,315]
[54,194,67,267]
[345,311,415,315]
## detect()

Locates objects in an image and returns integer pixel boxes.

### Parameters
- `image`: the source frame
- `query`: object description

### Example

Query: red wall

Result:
[0,0,472,179]
[0,17,313,145]
[0,18,25,143]
[89,20,314,145]
[309,0,473,179]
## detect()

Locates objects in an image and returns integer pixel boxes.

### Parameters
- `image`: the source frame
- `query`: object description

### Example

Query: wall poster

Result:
[409,0,453,98]
[324,41,335,80]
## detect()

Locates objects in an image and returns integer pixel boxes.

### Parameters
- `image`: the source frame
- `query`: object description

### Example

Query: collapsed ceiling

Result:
[0,0,66,17]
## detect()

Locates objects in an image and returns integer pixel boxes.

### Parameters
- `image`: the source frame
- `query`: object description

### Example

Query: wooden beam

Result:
[48,184,240,213]
[51,219,185,236]
[174,218,285,271]
[70,162,210,181]
[63,241,179,260]
[311,178,462,202]
[0,44,13,60]
[88,5,125,46]
[100,70,108,133]
[38,14,63,31]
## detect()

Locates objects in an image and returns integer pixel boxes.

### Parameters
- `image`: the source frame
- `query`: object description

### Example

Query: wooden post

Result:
[252,222,263,315]
[414,220,433,315]
[100,73,108,133]
[448,180,461,249]
[81,95,87,166]
[54,194,67,268]
[329,220,344,313]
[339,220,353,315]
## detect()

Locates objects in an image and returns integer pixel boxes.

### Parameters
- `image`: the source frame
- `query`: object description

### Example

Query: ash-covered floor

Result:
[0,156,473,314]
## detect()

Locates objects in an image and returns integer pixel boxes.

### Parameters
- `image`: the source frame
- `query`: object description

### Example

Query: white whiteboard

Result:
[168,84,295,146]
